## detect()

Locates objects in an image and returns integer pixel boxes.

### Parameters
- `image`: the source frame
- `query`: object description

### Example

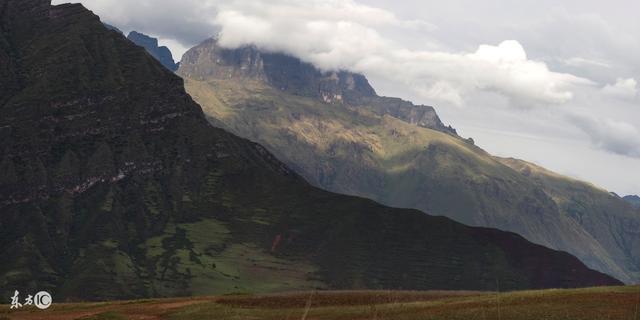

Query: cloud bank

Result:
[602,78,638,100]
[569,114,640,158]
[214,0,591,107]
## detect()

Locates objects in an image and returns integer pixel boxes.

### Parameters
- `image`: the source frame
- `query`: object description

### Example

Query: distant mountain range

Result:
[0,0,620,301]
[624,195,640,208]
[128,31,179,71]
[177,38,640,284]
[102,26,179,72]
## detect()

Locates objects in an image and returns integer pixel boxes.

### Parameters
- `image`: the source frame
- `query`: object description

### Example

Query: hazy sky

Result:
[52,0,640,196]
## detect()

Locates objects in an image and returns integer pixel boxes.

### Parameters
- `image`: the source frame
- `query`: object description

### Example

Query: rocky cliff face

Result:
[180,38,455,134]
[0,0,622,301]
[179,37,639,284]
[128,31,178,71]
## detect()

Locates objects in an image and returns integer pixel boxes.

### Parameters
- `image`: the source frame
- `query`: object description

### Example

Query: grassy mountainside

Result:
[3,286,639,319]
[498,157,640,283]
[0,0,620,301]
[178,40,640,284]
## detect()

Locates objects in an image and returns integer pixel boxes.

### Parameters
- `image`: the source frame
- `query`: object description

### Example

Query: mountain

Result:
[0,0,621,301]
[103,23,123,35]
[624,195,640,208]
[179,39,457,136]
[177,38,640,284]
[128,31,179,71]
[497,158,640,281]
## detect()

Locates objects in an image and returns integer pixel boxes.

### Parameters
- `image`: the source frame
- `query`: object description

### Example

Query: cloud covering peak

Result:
[213,1,590,107]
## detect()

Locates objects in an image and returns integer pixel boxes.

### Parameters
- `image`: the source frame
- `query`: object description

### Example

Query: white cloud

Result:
[568,114,640,158]
[213,1,591,108]
[54,0,607,109]
[52,0,220,58]
[564,57,612,69]
[602,78,638,100]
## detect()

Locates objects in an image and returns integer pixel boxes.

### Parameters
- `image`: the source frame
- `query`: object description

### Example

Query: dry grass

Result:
[2,286,638,320]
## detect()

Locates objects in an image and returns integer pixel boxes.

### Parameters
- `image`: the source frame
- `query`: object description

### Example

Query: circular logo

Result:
[34,291,52,310]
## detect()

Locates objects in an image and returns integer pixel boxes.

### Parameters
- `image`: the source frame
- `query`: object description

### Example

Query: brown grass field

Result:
[1,286,639,320]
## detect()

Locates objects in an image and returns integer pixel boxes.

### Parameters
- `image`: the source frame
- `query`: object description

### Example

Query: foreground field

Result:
[1,286,639,320]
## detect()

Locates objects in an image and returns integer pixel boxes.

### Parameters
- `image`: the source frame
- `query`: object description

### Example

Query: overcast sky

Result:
[52,0,640,196]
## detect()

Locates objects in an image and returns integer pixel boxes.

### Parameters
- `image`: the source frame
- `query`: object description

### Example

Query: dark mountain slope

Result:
[0,0,620,301]
[178,39,640,283]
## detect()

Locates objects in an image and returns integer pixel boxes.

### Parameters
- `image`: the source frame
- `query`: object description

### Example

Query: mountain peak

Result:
[127,31,179,71]
[180,38,377,103]
[180,38,456,134]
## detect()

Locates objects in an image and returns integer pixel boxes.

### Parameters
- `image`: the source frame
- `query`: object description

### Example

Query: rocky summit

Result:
[179,38,457,134]
[0,0,621,301]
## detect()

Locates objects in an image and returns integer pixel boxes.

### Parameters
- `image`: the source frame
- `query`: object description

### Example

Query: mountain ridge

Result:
[0,0,621,301]
[178,38,640,284]
[179,38,457,135]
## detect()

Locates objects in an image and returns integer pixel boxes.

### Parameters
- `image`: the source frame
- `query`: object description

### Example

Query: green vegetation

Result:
[142,219,322,296]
